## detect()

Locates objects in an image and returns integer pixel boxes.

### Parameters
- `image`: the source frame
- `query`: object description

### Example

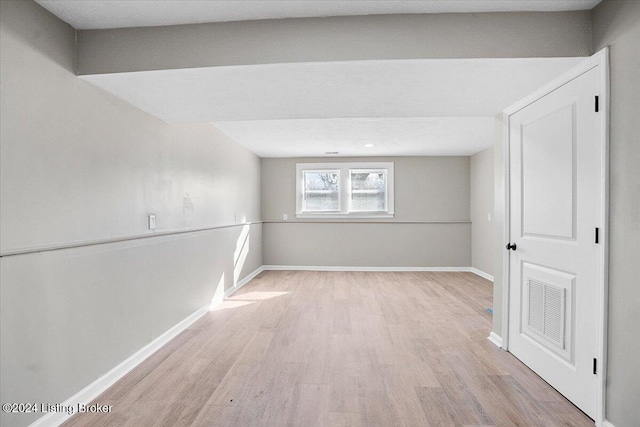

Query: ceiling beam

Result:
[77,11,592,75]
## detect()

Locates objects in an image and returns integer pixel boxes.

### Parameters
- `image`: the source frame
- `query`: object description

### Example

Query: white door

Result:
[507,61,604,419]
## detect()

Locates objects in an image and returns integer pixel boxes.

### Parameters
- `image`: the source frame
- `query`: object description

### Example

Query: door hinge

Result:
[595,227,600,244]
[595,95,600,112]
[593,358,597,375]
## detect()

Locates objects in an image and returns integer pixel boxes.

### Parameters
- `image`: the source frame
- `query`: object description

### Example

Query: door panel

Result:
[508,65,601,419]
[522,103,576,240]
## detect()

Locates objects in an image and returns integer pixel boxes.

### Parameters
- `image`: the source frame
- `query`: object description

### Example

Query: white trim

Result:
[596,47,610,427]
[264,220,470,224]
[501,108,511,351]
[501,48,609,427]
[503,50,606,116]
[28,266,265,427]
[602,421,615,427]
[296,213,394,219]
[231,265,265,293]
[470,268,494,282]
[488,332,503,348]
[263,265,474,273]
[1,221,262,258]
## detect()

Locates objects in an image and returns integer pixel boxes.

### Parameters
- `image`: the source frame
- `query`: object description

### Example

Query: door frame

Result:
[500,48,609,426]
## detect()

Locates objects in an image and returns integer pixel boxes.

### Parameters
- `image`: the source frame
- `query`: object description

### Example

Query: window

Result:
[296,162,394,218]
[302,170,340,212]
[350,169,387,212]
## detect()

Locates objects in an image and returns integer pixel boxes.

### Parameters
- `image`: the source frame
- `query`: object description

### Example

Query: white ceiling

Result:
[82,58,583,122]
[36,0,602,30]
[81,57,583,156]
[36,1,595,157]
[214,117,497,157]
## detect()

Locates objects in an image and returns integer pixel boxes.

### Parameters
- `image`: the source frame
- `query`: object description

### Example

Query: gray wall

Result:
[592,1,640,425]
[77,11,592,75]
[0,2,262,426]
[5,0,636,425]
[470,147,495,276]
[1,2,261,252]
[261,157,471,267]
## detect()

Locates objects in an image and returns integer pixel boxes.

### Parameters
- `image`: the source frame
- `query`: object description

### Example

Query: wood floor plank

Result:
[326,411,363,427]
[190,404,240,427]
[488,375,562,427]
[205,358,267,407]
[538,401,595,427]
[326,334,360,413]
[63,399,124,427]
[379,364,433,426]
[151,402,201,427]
[95,329,198,401]
[63,271,594,427]
[417,347,494,426]
[447,351,550,426]
[415,386,458,427]
[356,347,401,427]
[256,362,308,426]
[332,298,352,334]
[291,383,330,427]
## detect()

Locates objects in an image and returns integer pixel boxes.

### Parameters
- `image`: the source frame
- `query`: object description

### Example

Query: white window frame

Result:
[301,169,341,213]
[296,162,394,218]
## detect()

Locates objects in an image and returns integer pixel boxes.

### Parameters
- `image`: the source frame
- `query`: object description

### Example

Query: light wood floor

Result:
[64,271,593,426]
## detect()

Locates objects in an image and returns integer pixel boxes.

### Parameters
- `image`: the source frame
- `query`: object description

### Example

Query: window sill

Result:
[296,213,395,219]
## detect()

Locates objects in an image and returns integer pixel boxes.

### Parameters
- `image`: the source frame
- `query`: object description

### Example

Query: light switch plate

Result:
[148,214,156,230]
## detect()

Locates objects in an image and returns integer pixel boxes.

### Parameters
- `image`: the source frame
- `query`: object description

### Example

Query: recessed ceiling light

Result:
[364,144,375,148]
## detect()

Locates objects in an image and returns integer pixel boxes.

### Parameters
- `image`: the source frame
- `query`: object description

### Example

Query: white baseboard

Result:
[602,421,615,427]
[29,266,265,427]
[263,266,495,281]
[488,332,503,348]
[469,268,494,282]
[263,265,473,272]
[228,266,265,295]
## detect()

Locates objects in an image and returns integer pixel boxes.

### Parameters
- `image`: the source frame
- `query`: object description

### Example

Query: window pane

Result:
[350,170,386,212]
[303,171,340,211]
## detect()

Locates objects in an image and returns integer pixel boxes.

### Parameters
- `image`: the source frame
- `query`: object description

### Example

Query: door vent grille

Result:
[527,280,566,348]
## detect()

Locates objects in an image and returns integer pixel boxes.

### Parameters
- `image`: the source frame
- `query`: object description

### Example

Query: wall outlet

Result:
[283,214,288,221]
[148,214,156,230]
